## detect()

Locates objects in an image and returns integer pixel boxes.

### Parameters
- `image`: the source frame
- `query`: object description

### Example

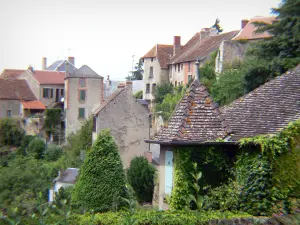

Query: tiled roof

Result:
[46,60,64,71]
[170,30,239,64]
[152,79,231,143]
[67,65,103,79]
[0,69,25,79]
[143,44,173,69]
[47,60,77,74]
[233,16,276,40]
[221,65,300,141]
[0,79,36,100]
[21,100,46,110]
[29,70,65,85]
[54,168,79,184]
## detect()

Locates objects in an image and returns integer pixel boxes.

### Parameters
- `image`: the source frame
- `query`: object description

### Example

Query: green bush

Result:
[44,145,63,161]
[0,118,25,147]
[27,138,46,159]
[73,129,126,212]
[127,156,156,203]
[134,90,143,99]
[16,135,35,156]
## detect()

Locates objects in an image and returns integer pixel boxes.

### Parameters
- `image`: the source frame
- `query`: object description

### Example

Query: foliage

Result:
[44,108,61,136]
[0,118,25,147]
[16,135,35,156]
[152,82,174,104]
[249,0,300,74]
[212,18,223,33]
[154,86,185,121]
[73,210,251,225]
[127,156,156,203]
[73,129,126,212]
[188,163,204,210]
[64,118,93,167]
[127,57,144,80]
[44,145,63,161]
[27,138,46,160]
[134,90,143,99]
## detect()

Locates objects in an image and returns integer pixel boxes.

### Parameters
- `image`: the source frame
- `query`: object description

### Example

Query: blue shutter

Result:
[165,151,173,195]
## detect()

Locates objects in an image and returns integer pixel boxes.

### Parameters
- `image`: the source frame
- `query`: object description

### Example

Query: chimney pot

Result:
[241,19,249,29]
[42,57,47,70]
[68,56,75,66]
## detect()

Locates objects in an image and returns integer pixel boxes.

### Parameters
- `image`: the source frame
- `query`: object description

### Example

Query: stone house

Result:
[146,64,300,209]
[49,168,79,202]
[92,81,150,168]
[215,16,276,73]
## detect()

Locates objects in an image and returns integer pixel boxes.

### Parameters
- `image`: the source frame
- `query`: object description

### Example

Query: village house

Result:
[215,16,276,73]
[92,81,150,168]
[146,64,300,209]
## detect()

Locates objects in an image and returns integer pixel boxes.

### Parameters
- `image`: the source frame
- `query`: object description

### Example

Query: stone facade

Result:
[0,100,21,118]
[93,82,150,168]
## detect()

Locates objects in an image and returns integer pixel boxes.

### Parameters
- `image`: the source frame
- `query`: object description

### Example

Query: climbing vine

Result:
[44,108,61,136]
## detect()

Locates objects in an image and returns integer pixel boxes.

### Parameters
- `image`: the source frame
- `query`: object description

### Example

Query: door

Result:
[165,151,173,195]
[55,89,59,102]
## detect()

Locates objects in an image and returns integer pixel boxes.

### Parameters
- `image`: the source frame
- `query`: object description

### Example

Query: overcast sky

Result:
[0,0,281,80]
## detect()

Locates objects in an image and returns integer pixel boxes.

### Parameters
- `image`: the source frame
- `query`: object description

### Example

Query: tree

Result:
[28,138,46,160]
[127,58,144,80]
[249,0,300,74]
[73,129,126,212]
[134,90,143,99]
[44,108,61,142]
[127,156,155,203]
[0,118,25,146]
[152,82,174,104]
[212,18,223,33]
[44,145,63,161]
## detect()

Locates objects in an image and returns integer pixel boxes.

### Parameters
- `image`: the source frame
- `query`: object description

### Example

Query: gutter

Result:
[145,139,237,146]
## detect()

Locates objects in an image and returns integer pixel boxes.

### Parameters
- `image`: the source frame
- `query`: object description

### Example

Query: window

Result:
[43,88,52,98]
[152,83,156,94]
[149,67,154,78]
[151,58,154,62]
[181,63,183,70]
[79,78,86,87]
[6,110,11,117]
[78,108,85,118]
[79,90,86,101]
[175,81,177,87]
[61,89,64,96]
[146,84,150,93]
[174,64,177,71]
[188,75,193,82]
[178,63,180,72]
[93,116,97,132]
[188,62,191,72]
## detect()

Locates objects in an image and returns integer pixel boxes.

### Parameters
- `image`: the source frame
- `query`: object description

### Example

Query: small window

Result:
[146,84,150,93]
[174,64,176,71]
[79,90,86,101]
[151,58,154,62]
[43,88,51,98]
[152,83,156,94]
[188,75,193,82]
[6,110,12,117]
[93,116,97,132]
[178,63,180,72]
[149,67,154,78]
[181,64,183,70]
[61,89,64,96]
[79,78,86,87]
[188,62,191,72]
[50,89,53,98]
[78,108,85,118]
[175,81,177,87]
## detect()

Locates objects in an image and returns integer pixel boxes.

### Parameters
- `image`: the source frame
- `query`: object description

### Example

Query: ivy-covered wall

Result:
[170,119,300,216]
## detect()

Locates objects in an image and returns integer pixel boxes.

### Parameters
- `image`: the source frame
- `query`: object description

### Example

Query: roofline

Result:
[145,139,237,145]
[64,76,103,80]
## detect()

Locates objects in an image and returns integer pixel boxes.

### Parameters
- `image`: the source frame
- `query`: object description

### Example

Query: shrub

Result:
[28,138,46,159]
[134,90,143,99]
[127,156,155,203]
[73,129,126,212]
[0,118,25,146]
[16,135,35,156]
[44,145,63,161]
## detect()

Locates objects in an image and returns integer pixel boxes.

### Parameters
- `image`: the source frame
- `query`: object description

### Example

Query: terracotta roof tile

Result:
[0,69,25,79]
[21,100,46,110]
[152,80,230,143]
[29,70,65,85]
[221,65,300,140]
[0,79,36,100]
[233,16,276,40]
[143,44,174,69]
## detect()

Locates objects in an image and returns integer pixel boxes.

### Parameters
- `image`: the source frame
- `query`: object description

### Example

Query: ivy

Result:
[44,109,61,136]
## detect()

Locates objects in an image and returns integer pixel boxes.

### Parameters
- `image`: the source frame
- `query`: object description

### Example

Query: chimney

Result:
[241,19,249,29]
[117,83,125,89]
[126,81,132,93]
[199,28,210,42]
[28,65,34,73]
[144,151,152,163]
[42,57,47,70]
[210,28,218,36]
[195,60,200,81]
[68,56,75,66]
[173,36,181,56]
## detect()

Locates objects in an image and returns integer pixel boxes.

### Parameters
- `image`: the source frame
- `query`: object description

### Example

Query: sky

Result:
[0,0,281,81]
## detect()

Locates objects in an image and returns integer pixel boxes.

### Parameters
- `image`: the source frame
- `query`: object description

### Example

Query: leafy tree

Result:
[44,109,61,139]
[153,82,174,104]
[127,156,155,203]
[73,129,126,212]
[16,135,35,156]
[249,0,300,75]
[44,145,63,161]
[0,118,25,146]
[134,90,143,99]
[127,58,144,80]
[212,18,223,33]
[28,138,46,160]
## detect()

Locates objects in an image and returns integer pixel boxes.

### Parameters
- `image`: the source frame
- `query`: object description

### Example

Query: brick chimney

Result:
[117,83,125,89]
[68,56,75,66]
[126,81,132,94]
[199,28,210,42]
[241,19,249,29]
[173,36,181,56]
[144,151,152,163]
[42,57,47,70]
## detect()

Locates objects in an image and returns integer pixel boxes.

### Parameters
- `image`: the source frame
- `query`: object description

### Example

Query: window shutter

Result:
[50,89,53,98]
